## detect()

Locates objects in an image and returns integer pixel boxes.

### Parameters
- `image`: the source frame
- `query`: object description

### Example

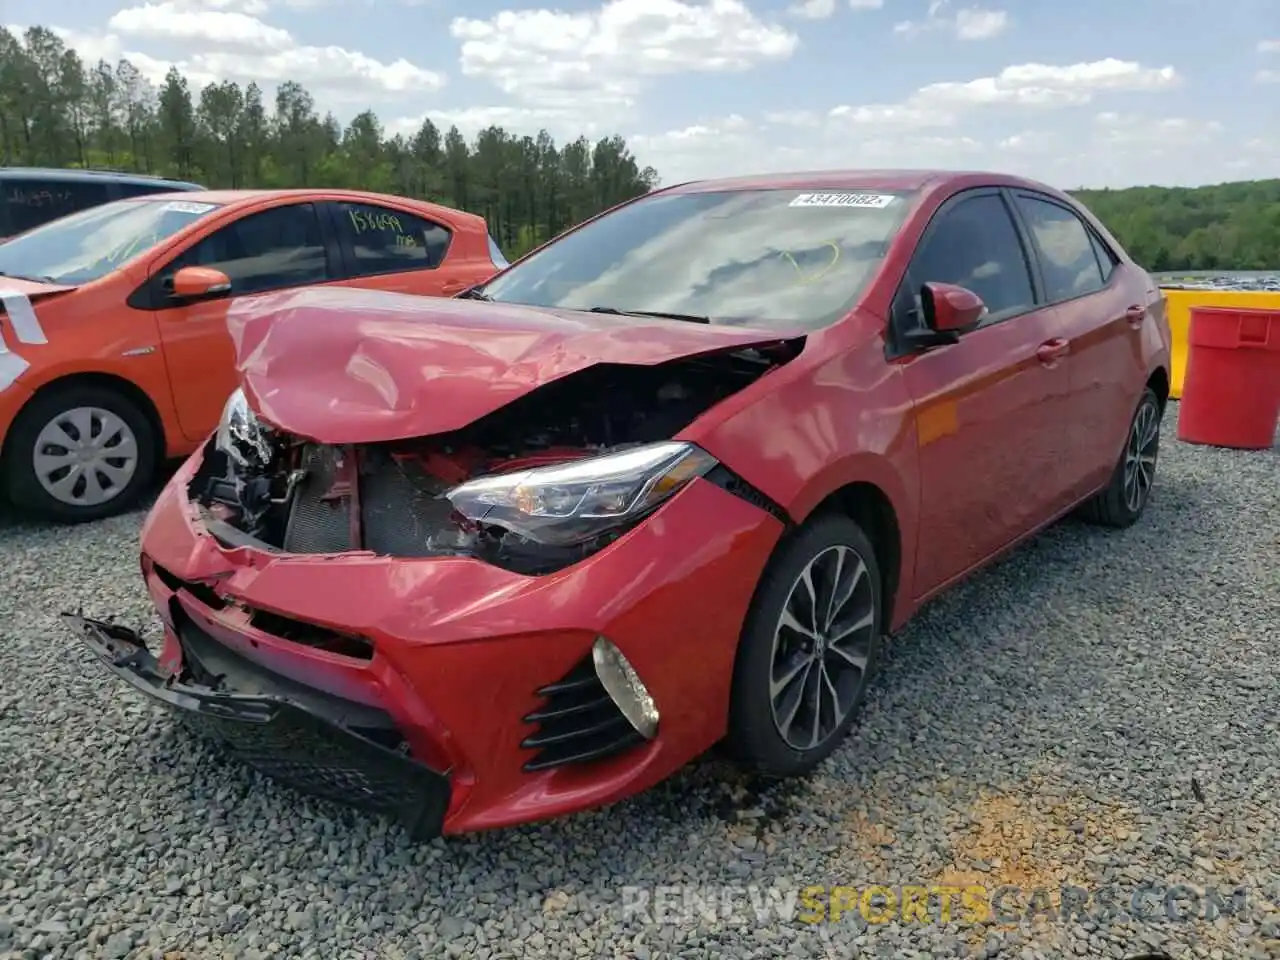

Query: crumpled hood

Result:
[228,286,798,444]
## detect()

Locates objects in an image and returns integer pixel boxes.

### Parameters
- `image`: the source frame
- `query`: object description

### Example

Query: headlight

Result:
[446,441,717,547]
[214,387,271,468]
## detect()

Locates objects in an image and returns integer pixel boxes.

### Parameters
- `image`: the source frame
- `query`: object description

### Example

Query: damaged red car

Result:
[66,170,1172,839]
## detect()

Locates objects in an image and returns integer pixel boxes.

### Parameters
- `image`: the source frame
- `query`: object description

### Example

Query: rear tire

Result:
[725,513,883,778]
[1076,386,1161,529]
[3,383,158,523]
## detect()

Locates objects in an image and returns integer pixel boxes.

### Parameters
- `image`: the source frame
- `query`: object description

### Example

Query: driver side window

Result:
[909,194,1036,324]
[166,202,331,296]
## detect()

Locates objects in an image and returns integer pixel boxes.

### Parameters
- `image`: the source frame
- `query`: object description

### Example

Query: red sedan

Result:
[67,170,1172,838]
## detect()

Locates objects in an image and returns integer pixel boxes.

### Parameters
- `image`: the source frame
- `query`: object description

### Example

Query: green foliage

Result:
[0,26,662,259]
[1069,180,1280,272]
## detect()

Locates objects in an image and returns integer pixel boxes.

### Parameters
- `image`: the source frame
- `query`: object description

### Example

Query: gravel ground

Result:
[2,401,1278,960]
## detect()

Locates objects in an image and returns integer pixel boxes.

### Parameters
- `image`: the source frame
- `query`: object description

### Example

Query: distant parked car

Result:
[1,167,204,239]
[65,169,1173,840]
[0,188,505,521]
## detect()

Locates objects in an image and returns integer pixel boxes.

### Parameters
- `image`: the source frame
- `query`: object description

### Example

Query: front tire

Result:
[1076,386,1161,529]
[725,513,883,778]
[3,383,158,523]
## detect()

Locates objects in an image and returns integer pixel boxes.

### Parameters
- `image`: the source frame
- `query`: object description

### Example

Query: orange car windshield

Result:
[479,187,917,330]
[0,197,222,286]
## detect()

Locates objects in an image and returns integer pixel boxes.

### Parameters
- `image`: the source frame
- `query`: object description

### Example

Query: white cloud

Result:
[953,7,1008,40]
[827,58,1179,129]
[30,6,446,103]
[1257,39,1280,53]
[787,0,836,19]
[1257,69,1280,84]
[849,0,884,7]
[109,3,293,53]
[894,0,1009,40]
[624,57,1209,187]
[449,0,798,115]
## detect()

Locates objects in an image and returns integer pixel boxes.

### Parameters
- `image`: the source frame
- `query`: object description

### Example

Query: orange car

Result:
[0,189,505,521]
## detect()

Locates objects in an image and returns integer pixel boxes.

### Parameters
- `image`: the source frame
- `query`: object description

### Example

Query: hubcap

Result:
[32,407,139,508]
[769,544,876,751]
[1122,400,1159,513]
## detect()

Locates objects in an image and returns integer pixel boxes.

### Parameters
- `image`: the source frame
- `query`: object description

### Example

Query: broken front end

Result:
[71,348,797,837]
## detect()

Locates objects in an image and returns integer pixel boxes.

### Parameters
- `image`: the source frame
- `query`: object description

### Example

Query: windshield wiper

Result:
[455,286,492,301]
[587,306,711,324]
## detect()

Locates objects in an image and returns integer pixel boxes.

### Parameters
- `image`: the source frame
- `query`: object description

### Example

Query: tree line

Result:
[0,26,660,258]
[1072,179,1280,273]
[1,25,1276,270]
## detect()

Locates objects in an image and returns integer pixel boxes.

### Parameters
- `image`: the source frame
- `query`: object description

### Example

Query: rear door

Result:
[144,200,344,440]
[1007,191,1149,502]
[895,189,1073,597]
[321,199,475,297]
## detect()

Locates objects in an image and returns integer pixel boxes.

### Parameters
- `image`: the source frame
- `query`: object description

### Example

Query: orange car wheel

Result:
[3,382,159,523]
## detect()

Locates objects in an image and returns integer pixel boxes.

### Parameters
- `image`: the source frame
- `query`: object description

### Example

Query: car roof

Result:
[174,189,489,228]
[0,166,204,189]
[663,169,1067,197]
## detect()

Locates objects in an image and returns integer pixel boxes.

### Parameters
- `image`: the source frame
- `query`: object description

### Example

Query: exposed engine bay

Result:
[189,346,798,574]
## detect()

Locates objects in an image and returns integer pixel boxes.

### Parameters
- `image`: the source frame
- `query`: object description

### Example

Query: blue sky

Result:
[7,0,1279,188]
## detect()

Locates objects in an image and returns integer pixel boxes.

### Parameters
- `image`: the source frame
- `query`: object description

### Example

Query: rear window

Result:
[478,188,917,330]
[0,197,223,285]
[3,177,113,235]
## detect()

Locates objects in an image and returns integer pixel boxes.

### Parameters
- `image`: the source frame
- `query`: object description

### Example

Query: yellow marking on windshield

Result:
[779,240,841,285]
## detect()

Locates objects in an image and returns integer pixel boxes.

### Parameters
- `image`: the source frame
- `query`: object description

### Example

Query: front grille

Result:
[520,656,645,771]
[170,613,448,838]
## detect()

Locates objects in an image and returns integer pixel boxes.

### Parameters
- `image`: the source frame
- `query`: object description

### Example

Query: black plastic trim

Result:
[520,656,645,771]
[63,612,450,839]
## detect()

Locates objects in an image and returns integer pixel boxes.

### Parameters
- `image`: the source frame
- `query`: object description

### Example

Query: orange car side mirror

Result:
[171,265,232,300]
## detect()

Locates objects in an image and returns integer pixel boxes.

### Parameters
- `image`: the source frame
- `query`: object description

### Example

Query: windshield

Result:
[478,187,916,329]
[0,197,222,285]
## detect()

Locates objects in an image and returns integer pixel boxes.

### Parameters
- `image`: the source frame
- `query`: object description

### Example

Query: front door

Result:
[895,189,1072,597]
[148,201,340,441]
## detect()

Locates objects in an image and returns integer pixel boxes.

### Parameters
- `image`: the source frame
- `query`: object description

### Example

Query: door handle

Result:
[442,280,468,295]
[1124,304,1145,327]
[1036,338,1070,365]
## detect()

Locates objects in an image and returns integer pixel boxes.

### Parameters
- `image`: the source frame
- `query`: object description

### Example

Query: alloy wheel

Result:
[32,406,140,508]
[1122,400,1159,513]
[768,544,876,751]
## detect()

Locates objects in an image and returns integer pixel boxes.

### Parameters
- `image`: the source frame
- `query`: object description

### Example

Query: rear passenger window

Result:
[336,202,452,275]
[1089,231,1117,283]
[1015,195,1104,301]
[909,194,1035,320]
[4,179,113,234]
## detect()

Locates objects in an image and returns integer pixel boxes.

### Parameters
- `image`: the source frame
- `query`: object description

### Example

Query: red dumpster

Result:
[1176,305,1280,450]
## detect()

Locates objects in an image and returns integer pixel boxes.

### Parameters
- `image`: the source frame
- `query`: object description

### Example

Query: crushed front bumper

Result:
[64,613,451,839]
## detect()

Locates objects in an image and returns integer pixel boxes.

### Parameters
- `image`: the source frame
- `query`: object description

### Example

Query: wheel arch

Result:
[1,371,167,467]
[807,481,904,632]
[1146,365,1170,414]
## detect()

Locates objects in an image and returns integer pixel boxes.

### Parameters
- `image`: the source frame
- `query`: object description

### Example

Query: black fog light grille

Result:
[520,656,645,771]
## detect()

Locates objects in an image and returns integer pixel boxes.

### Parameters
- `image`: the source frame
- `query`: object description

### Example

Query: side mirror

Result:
[921,281,986,333]
[170,265,232,300]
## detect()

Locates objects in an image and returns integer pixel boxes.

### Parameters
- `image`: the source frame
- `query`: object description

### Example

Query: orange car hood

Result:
[227,286,798,444]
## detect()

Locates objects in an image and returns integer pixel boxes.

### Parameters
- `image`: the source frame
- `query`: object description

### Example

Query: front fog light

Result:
[592,637,659,740]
